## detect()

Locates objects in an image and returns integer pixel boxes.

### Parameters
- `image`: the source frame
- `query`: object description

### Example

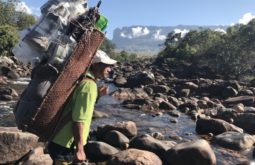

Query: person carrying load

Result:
[47,50,117,165]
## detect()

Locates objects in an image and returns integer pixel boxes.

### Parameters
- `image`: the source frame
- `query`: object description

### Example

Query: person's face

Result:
[94,63,113,79]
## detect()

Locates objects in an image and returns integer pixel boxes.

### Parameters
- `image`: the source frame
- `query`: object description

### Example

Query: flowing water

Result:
[0,78,254,165]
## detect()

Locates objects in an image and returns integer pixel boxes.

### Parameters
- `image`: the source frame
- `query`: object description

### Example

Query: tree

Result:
[0,25,19,56]
[100,38,115,55]
[16,12,36,30]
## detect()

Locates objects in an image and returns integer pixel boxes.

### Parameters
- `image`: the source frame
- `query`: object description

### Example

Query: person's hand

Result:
[73,149,86,163]
[99,85,109,97]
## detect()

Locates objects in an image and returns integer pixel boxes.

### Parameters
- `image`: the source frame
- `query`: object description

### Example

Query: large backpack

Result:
[13,0,106,141]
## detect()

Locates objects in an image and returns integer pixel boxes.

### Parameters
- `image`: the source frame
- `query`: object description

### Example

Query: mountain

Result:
[111,25,228,55]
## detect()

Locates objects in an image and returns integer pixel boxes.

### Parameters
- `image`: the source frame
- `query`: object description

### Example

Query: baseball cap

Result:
[92,50,117,65]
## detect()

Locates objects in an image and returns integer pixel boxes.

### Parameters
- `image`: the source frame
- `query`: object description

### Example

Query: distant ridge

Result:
[111,25,228,55]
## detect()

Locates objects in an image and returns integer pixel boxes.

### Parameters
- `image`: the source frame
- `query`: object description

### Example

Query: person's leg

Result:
[47,142,74,165]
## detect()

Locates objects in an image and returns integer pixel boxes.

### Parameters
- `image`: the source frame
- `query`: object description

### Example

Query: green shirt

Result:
[52,72,98,148]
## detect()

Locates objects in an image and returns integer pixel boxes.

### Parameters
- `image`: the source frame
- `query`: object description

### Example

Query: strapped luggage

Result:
[13,0,106,141]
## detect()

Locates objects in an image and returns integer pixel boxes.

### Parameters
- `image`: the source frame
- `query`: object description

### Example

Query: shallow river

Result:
[0,78,254,165]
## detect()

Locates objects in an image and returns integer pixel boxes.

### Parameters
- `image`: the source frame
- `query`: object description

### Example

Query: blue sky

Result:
[20,0,255,39]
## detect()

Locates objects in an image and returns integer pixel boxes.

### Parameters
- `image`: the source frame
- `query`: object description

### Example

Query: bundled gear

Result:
[13,0,107,141]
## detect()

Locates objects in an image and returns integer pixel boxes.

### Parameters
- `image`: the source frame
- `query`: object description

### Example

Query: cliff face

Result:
[111,25,228,55]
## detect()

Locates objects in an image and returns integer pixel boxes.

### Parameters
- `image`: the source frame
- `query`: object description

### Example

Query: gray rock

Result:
[224,96,255,107]
[223,86,238,98]
[234,113,255,134]
[196,117,243,135]
[102,130,129,150]
[215,132,255,150]
[184,82,199,90]
[146,85,170,94]
[112,88,149,100]
[165,139,216,165]
[0,127,42,164]
[159,101,176,110]
[107,148,162,165]
[97,121,137,139]
[93,110,109,119]
[84,141,119,161]
[126,71,155,88]
[114,76,127,87]
[129,134,169,161]
[18,147,52,165]
[168,96,180,107]
[180,88,190,97]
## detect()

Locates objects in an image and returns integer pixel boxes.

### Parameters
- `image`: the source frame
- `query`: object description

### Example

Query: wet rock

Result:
[196,117,243,135]
[101,130,129,150]
[114,76,127,87]
[0,66,19,79]
[165,139,216,165]
[0,87,18,98]
[244,107,255,113]
[112,88,149,100]
[129,134,169,161]
[216,108,238,123]
[151,132,164,140]
[178,101,198,112]
[0,76,7,85]
[126,71,155,88]
[239,89,254,96]
[180,89,190,97]
[97,121,137,139]
[215,132,255,151]
[224,96,255,107]
[17,147,52,165]
[84,141,119,161]
[223,86,238,98]
[170,118,178,123]
[93,110,109,119]
[159,101,176,110]
[168,96,180,107]
[0,127,42,164]
[107,148,162,165]
[168,110,181,117]
[234,113,255,134]
[184,82,199,90]
[146,84,170,94]
[233,103,245,113]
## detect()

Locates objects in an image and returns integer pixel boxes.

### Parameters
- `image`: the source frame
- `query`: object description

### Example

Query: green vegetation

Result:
[157,20,255,80]
[0,0,36,56]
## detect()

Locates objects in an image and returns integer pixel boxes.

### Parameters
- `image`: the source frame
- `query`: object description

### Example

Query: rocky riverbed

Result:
[1,56,255,164]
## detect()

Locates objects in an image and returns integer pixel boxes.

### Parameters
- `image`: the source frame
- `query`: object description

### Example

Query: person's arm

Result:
[73,122,86,162]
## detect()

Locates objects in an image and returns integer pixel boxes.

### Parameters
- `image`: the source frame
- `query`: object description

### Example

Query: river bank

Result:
[1,57,255,164]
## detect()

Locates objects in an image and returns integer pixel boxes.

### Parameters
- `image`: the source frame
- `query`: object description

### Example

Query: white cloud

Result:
[16,2,32,14]
[120,32,132,39]
[153,29,166,41]
[132,26,150,37]
[173,29,189,38]
[214,28,226,34]
[238,12,255,25]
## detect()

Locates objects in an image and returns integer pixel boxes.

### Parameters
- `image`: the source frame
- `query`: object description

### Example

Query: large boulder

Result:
[97,121,138,139]
[0,127,42,164]
[196,117,243,135]
[234,113,255,134]
[126,71,155,88]
[84,141,119,161]
[129,134,169,161]
[107,148,162,165]
[101,130,130,150]
[215,132,255,151]
[165,139,216,165]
